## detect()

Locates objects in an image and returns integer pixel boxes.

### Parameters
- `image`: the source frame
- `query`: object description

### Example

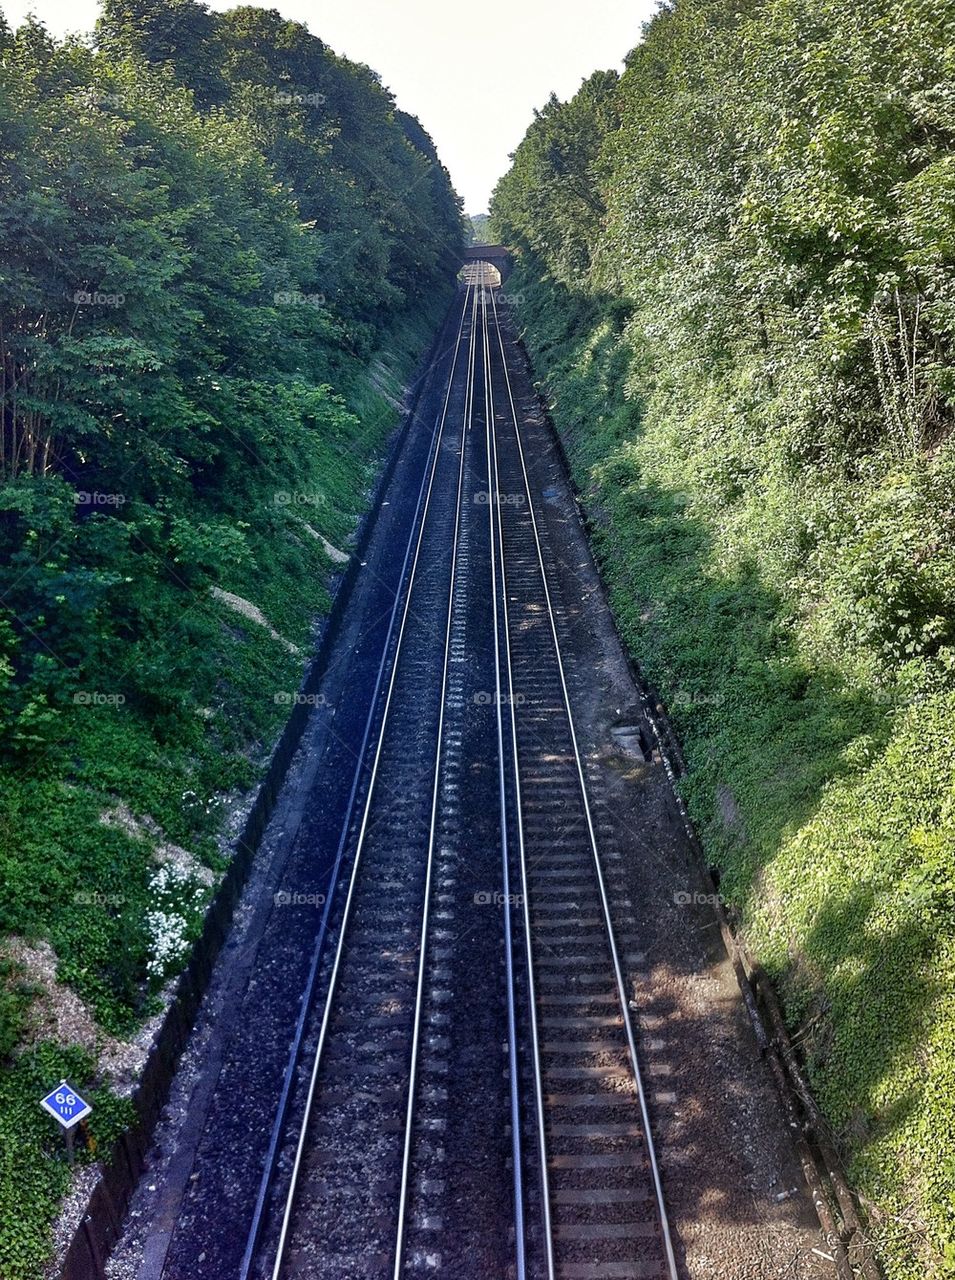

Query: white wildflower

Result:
[144,863,208,981]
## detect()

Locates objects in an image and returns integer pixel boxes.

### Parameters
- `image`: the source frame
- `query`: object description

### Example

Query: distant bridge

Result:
[461,243,513,282]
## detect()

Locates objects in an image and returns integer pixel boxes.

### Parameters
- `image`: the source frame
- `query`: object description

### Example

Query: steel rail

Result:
[481,282,557,1280]
[238,281,475,1280]
[487,285,680,1280]
[265,281,477,1279]
[478,279,529,1280]
[391,279,481,1277]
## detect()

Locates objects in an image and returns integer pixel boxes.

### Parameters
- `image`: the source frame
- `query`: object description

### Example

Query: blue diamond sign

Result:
[40,1080,92,1130]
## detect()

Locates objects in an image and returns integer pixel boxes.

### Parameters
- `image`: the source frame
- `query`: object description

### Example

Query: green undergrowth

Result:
[0,3,463,1269]
[0,1040,134,1277]
[0,298,448,1279]
[509,262,955,1277]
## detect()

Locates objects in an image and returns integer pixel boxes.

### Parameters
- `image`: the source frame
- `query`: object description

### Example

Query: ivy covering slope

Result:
[491,2,954,1276]
[0,2,463,1273]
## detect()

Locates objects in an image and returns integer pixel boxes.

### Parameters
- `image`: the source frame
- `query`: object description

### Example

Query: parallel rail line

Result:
[237,267,677,1280]
[266,280,479,1278]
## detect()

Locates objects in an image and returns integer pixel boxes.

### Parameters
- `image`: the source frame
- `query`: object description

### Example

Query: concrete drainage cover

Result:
[610,714,653,762]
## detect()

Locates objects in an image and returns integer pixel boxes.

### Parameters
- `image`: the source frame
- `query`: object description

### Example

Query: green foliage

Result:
[0,962,34,1063]
[468,213,491,245]
[0,1041,133,1280]
[491,70,617,285]
[0,1,461,1272]
[492,1,955,1272]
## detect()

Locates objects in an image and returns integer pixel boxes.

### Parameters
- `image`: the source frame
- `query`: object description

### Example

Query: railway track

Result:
[485,285,677,1280]
[242,268,678,1280]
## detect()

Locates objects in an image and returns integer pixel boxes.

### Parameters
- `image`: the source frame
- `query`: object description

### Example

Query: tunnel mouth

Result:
[458,260,502,287]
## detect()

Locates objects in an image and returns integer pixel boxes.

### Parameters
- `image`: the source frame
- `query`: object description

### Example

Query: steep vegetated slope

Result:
[0,2,462,1272]
[491,3,954,1276]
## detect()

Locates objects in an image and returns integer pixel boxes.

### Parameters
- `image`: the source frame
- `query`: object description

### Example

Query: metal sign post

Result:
[40,1080,92,1166]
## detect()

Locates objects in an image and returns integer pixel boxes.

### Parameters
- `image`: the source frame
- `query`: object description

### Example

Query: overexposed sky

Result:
[1,0,655,210]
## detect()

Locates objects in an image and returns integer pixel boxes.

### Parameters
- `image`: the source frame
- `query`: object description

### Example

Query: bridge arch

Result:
[461,243,512,282]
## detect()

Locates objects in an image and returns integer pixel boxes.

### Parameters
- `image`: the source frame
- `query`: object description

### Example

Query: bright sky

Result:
[2,0,656,211]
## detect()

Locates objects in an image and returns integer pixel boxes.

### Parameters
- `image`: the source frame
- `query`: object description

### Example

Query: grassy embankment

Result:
[0,2,463,1271]
[507,261,955,1278]
[0,296,449,1278]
